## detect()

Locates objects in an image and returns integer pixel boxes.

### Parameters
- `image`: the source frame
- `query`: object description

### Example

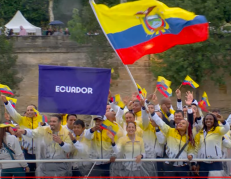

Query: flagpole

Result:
[178,84,182,89]
[153,87,157,95]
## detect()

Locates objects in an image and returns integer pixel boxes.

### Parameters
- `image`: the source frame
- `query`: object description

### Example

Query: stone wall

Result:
[1,36,231,121]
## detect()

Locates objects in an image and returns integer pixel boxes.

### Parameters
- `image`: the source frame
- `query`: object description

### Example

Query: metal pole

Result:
[1,158,231,163]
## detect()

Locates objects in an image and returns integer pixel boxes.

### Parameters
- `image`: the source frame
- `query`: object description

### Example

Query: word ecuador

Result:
[55,86,93,94]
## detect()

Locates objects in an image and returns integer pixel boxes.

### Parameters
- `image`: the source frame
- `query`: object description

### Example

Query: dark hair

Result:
[51,114,62,122]
[0,127,7,149]
[126,121,136,129]
[133,100,141,104]
[202,113,219,131]
[191,104,198,108]
[67,114,77,121]
[125,111,135,117]
[74,119,85,128]
[174,110,184,116]
[148,103,154,107]
[28,104,37,110]
[212,109,220,114]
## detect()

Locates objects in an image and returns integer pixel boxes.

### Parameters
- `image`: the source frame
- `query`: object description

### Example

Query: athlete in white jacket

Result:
[0,123,29,178]
[17,114,72,177]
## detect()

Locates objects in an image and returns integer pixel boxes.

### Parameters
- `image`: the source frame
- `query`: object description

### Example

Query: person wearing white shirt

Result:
[63,114,77,137]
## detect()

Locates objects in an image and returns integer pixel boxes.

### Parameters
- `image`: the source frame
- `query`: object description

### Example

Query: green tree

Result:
[0,35,22,91]
[68,0,121,80]
[0,0,49,27]
[150,0,231,98]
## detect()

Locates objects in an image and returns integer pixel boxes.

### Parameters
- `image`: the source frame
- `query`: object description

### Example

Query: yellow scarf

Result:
[160,108,175,122]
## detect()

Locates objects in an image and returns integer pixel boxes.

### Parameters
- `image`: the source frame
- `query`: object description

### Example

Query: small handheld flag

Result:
[142,88,147,98]
[201,92,210,107]
[101,120,119,136]
[157,86,172,98]
[6,97,17,108]
[136,83,147,98]
[156,76,171,90]
[113,94,125,108]
[33,108,47,123]
[198,100,208,112]
[156,76,172,97]
[182,75,199,89]
[0,84,14,95]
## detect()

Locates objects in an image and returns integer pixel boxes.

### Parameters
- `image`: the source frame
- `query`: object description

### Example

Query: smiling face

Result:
[67,115,77,129]
[204,114,215,129]
[176,119,188,131]
[73,124,85,136]
[125,112,135,123]
[26,105,36,118]
[49,117,61,131]
[126,122,136,135]
[174,112,184,125]
[132,101,141,114]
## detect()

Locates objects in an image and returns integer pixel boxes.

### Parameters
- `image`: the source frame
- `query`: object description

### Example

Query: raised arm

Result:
[175,89,182,110]
[151,112,170,135]
[156,129,167,145]
[217,114,230,136]
[1,94,23,125]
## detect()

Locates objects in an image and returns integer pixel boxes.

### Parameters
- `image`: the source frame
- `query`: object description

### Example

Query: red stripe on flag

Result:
[116,23,208,65]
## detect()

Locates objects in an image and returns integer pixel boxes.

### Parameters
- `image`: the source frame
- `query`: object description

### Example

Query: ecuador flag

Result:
[6,97,17,108]
[90,0,208,65]
[0,84,14,95]
[182,75,199,88]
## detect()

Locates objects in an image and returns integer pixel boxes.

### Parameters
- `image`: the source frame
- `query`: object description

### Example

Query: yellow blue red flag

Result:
[201,91,210,107]
[101,119,119,136]
[156,76,171,90]
[6,97,17,108]
[113,94,125,108]
[90,0,208,65]
[182,75,199,88]
[0,84,14,95]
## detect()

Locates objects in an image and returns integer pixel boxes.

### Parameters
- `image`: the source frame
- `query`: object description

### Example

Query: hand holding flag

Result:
[6,97,17,108]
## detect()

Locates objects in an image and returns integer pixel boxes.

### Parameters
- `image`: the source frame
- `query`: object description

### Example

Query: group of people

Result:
[0,89,231,179]
[8,26,28,36]
[46,28,70,36]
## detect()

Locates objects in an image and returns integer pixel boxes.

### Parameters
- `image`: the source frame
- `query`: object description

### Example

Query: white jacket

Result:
[141,108,166,158]
[194,121,230,161]
[25,126,72,159]
[0,133,28,169]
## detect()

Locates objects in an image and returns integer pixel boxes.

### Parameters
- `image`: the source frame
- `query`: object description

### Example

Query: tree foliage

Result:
[150,0,231,96]
[0,0,49,27]
[68,0,121,80]
[0,35,22,91]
